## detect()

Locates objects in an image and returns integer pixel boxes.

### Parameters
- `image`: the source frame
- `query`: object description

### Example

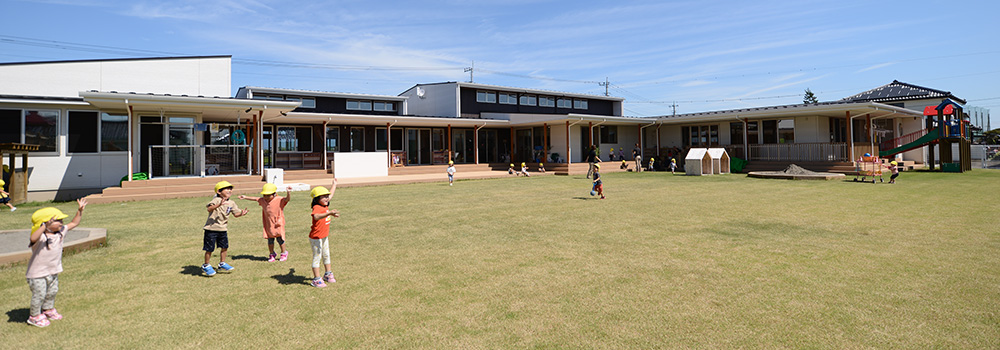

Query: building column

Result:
[565,121,571,165]
[448,124,452,162]
[543,123,548,163]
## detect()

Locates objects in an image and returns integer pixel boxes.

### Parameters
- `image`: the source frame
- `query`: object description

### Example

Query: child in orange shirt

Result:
[239,183,291,262]
[308,179,340,288]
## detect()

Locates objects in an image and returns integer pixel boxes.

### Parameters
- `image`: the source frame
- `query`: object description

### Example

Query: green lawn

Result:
[2,170,999,349]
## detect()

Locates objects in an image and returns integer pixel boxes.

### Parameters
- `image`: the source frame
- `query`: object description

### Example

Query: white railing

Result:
[745,142,853,162]
[148,145,251,178]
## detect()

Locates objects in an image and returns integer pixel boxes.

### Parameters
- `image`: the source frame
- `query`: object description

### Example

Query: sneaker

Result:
[279,251,288,262]
[10,207,15,212]
[267,252,277,262]
[311,278,327,288]
[42,309,63,320]
[218,262,234,272]
[27,314,49,328]
[202,264,217,276]
[324,272,336,283]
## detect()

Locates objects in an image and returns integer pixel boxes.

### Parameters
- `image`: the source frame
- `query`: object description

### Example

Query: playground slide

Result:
[879,129,939,158]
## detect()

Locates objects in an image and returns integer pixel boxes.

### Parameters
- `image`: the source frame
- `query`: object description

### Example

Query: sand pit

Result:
[747,164,845,180]
[0,228,107,266]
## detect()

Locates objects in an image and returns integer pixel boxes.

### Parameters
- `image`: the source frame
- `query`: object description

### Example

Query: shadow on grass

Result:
[272,268,310,286]
[230,254,268,262]
[179,265,210,278]
[572,196,601,200]
[6,308,29,323]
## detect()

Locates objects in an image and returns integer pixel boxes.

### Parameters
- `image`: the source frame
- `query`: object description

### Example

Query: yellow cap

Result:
[890,161,898,165]
[539,163,543,166]
[214,181,233,192]
[449,160,454,165]
[261,183,277,195]
[510,164,514,167]
[32,207,69,233]
[650,157,654,161]
[521,162,526,166]
[610,148,614,151]
[310,186,331,198]
[0,178,4,186]
[595,163,601,168]
[622,160,626,163]
[671,159,676,162]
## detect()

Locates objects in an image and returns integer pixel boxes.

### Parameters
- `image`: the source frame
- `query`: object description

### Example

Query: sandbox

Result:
[747,164,845,180]
[0,228,107,266]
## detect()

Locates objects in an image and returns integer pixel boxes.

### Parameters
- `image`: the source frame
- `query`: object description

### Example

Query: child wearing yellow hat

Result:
[538,162,545,173]
[308,179,340,287]
[669,158,677,174]
[447,160,456,186]
[0,178,15,211]
[201,181,249,277]
[592,164,605,199]
[25,199,87,327]
[888,160,899,184]
[239,183,292,262]
[508,163,515,175]
[520,162,531,177]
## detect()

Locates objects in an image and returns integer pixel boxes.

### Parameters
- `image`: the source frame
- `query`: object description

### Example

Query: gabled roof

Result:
[840,80,966,104]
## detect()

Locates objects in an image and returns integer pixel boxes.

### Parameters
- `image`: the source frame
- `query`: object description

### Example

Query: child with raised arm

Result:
[201,181,249,277]
[239,183,291,262]
[25,199,86,327]
[308,179,340,288]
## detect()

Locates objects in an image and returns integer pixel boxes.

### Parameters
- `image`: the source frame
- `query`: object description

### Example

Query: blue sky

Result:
[2,0,998,128]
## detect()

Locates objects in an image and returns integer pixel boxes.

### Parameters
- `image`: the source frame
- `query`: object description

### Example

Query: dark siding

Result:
[307,96,400,116]
[459,87,616,116]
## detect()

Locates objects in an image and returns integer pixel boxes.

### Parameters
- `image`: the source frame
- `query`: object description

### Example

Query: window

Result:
[326,126,339,151]
[539,96,555,107]
[68,111,99,153]
[0,109,21,144]
[101,113,128,152]
[277,126,311,152]
[373,101,396,112]
[499,92,517,105]
[24,110,59,152]
[476,91,496,103]
[300,98,316,108]
[519,95,537,106]
[347,100,373,111]
[599,126,618,143]
[254,94,283,101]
[375,128,404,151]
[730,122,744,145]
[778,119,794,143]
[557,98,572,108]
[350,127,365,152]
[762,120,777,143]
[573,99,588,109]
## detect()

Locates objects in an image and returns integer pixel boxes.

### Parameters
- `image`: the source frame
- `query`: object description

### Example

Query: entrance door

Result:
[419,129,431,165]
[515,128,533,163]
[479,129,497,163]
[262,126,274,168]
[139,122,164,174]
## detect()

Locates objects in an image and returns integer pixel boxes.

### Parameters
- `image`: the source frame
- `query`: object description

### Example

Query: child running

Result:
[308,180,340,288]
[25,199,87,327]
[888,161,899,184]
[592,163,605,199]
[239,183,291,262]
[202,181,249,276]
[0,179,15,211]
[669,158,677,174]
[447,160,456,186]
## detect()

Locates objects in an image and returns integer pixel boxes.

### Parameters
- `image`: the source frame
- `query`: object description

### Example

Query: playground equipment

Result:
[878,99,971,172]
[853,153,883,184]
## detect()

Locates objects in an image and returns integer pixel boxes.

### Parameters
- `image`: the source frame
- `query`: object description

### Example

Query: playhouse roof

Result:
[685,148,708,160]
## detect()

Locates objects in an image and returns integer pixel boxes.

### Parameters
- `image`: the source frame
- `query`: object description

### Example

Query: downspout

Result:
[639,121,656,158]
[387,120,397,168]
[126,100,133,181]
[474,123,485,164]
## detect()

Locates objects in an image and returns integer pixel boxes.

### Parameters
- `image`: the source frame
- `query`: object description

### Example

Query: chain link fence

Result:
[974,145,1000,169]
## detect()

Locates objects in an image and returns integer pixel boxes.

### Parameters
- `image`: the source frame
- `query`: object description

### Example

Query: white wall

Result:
[548,125,570,163]
[331,152,388,178]
[401,84,459,117]
[0,57,231,98]
[794,116,828,143]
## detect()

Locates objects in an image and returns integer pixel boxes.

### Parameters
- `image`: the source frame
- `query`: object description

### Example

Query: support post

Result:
[543,123,548,163]
[448,124,452,162]
[566,121,571,165]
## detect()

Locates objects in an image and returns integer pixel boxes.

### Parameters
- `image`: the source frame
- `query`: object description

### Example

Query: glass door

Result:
[263,125,274,168]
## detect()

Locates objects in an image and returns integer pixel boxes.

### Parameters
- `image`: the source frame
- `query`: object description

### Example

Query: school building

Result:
[0,56,967,202]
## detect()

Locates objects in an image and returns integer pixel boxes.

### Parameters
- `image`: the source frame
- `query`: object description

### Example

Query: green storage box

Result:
[941,163,961,173]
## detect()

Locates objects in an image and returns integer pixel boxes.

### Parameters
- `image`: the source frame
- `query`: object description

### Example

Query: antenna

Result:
[464,61,474,83]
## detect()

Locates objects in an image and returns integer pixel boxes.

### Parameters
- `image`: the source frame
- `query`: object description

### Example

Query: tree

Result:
[985,129,1000,144]
[803,88,819,104]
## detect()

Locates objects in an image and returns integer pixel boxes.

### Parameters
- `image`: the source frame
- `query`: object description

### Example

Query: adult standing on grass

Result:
[633,143,642,172]
[25,199,87,327]
[586,145,600,179]
[309,179,340,288]
[202,181,249,277]
[239,183,291,262]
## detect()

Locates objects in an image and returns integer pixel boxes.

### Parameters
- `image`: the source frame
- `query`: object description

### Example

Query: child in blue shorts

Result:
[201,181,248,276]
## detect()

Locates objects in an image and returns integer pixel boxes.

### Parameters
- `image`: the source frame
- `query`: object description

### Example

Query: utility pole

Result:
[599,77,610,96]
[670,101,677,117]
[464,61,474,83]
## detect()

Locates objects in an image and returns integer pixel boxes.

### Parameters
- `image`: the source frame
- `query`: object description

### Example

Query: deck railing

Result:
[722,143,877,162]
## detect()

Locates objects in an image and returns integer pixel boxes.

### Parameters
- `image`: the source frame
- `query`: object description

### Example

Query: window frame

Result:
[557,98,572,108]
[373,101,396,112]
[100,112,129,153]
[573,99,589,109]
[498,92,518,105]
[23,109,60,154]
[476,90,497,103]
[519,94,537,106]
[350,126,365,152]
[67,110,100,154]
[276,125,312,153]
[539,96,555,107]
[325,125,339,152]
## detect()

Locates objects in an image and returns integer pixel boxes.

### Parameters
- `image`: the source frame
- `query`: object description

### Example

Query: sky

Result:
[2,0,998,129]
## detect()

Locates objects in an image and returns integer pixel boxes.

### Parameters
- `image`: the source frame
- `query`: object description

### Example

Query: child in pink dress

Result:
[25,199,87,327]
[239,184,291,262]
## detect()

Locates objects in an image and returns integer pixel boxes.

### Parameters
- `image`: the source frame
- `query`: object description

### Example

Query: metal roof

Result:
[840,80,967,104]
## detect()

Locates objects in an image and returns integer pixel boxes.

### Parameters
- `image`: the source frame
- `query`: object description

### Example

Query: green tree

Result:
[984,129,1000,144]
[803,88,819,104]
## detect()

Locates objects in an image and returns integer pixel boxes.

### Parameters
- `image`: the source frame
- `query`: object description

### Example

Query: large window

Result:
[519,95,537,106]
[557,98,572,108]
[778,119,794,143]
[101,113,128,151]
[373,101,396,112]
[539,96,555,107]
[476,91,496,103]
[326,126,339,151]
[573,99,588,109]
[350,127,365,152]
[730,122,744,145]
[599,125,618,143]
[499,92,517,105]
[376,128,404,151]
[277,126,311,152]
[24,110,59,152]
[68,111,99,153]
[347,100,373,111]
[0,109,21,144]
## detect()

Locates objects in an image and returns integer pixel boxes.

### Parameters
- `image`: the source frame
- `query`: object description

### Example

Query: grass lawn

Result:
[2,170,999,348]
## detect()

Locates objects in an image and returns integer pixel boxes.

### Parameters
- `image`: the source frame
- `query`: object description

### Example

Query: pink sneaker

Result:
[267,252,276,262]
[311,278,327,288]
[325,272,336,283]
[27,314,49,327]
[279,251,288,262]
[42,309,63,320]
